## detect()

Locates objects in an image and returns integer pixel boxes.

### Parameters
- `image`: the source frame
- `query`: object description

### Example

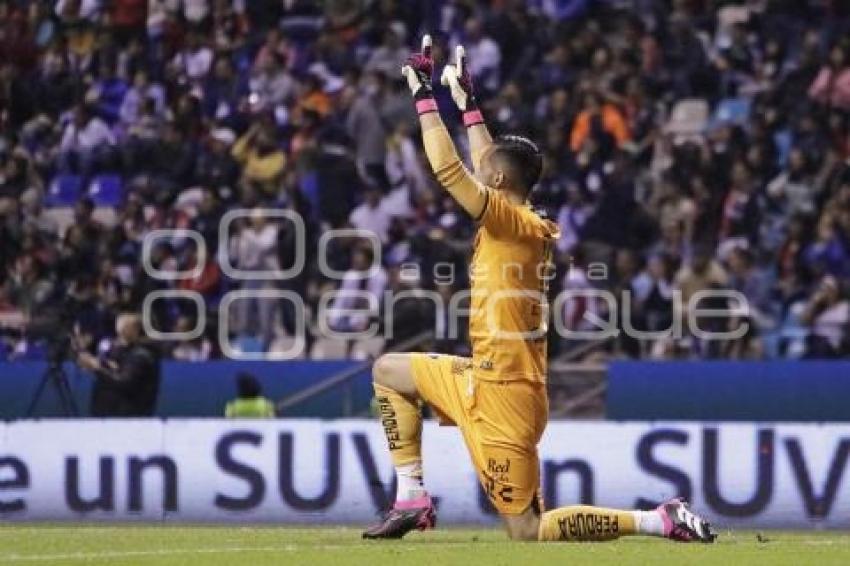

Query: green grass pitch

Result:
[1,526,849,565]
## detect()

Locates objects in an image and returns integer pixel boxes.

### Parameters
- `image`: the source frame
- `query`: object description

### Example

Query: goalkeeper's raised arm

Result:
[441,44,493,174]
[401,35,488,220]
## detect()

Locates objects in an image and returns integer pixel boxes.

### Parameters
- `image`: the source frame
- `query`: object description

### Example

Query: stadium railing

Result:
[275,330,435,416]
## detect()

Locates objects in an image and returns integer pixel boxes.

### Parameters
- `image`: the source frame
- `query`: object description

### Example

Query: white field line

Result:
[6,538,848,563]
[0,542,500,563]
[0,546,291,563]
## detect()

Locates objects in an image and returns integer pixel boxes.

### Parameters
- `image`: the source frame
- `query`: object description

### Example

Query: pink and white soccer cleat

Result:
[362,494,437,539]
[657,498,717,543]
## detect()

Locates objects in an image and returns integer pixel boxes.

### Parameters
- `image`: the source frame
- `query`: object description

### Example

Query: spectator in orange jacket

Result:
[570,91,630,152]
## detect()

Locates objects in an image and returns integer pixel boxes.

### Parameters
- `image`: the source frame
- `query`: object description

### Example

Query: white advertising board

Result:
[1,420,848,527]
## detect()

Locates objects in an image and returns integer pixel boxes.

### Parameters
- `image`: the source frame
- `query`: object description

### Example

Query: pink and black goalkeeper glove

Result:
[441,45,483,127]
[402,35,437,115]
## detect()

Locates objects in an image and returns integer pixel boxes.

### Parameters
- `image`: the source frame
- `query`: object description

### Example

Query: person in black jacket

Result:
[76,313,161,417]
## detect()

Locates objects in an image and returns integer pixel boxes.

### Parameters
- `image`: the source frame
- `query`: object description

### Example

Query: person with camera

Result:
[75,313,161,417]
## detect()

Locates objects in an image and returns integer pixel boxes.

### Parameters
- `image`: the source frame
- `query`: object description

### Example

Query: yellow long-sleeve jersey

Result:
[422,123,560,384]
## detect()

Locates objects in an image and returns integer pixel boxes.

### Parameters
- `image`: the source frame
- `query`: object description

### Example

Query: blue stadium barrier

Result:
[5,361,850,421]
[608,361,850,421]
[0,361,370,419]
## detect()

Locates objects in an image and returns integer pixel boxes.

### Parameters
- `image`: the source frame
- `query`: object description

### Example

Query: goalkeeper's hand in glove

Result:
[440,45,483,127]
[402,34,437,116]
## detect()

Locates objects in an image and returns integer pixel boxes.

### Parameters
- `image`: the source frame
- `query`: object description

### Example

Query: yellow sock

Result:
[373,383,422,466]
[538,505,637,541]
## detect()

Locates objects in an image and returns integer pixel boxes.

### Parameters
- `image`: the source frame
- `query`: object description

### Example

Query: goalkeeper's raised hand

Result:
[440,45,483,127]
[404,36,488,220]
[402,34,437,116]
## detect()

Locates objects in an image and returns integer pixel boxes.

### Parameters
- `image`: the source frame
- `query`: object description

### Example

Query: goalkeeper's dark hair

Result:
[491,134,543,198]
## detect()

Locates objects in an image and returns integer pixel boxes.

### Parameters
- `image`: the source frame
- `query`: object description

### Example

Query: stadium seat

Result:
[87,174,124,207]
[710,97,751,129]
[232,335,264,355]
[45,174,82,207]
[350,337,386,361]
[309,337,349,360]
[665,99,709,141]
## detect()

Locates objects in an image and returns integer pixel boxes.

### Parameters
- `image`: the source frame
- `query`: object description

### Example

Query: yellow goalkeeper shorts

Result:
[410,352,547,515]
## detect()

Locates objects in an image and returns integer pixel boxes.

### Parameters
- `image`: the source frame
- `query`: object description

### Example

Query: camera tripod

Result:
[26,361,79,417]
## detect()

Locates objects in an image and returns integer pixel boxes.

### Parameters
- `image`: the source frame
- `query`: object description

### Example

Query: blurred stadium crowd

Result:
[0,0,848,363]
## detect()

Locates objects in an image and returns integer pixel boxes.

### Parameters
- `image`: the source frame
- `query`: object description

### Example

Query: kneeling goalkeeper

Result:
[363,35,716,544]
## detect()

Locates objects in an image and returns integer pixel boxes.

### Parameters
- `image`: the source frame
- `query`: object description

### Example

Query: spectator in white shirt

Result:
[560,259,598,334]
[181,0,210,25]
[249,51,296,107]
[230,210,280,346]
[328,246,388,332]
[147,0,177,40]
[457,18,501,94]
[56,0,101,21]
[59,104,116,174]
[119,70,166,128]
[384,126,426,216]
[171,315,212,361]
[556,185,591,254]
[364,23,408,77]
[169,31,213,84]
[350,187,392,243]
